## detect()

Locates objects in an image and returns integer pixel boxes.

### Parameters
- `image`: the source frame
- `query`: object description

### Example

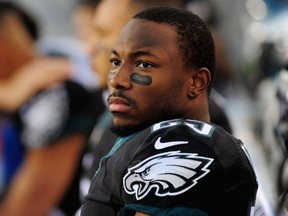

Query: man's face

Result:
[90,0,134,88]
[108,19,191,131]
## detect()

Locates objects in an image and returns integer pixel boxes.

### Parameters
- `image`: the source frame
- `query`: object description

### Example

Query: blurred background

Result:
[9,0,288,215]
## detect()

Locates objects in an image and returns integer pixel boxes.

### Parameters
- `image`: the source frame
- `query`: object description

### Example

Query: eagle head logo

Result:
[123,151,214,200]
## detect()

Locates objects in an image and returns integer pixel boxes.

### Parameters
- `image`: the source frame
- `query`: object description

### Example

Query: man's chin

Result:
[110,111,181,137]
[110,122,151,137]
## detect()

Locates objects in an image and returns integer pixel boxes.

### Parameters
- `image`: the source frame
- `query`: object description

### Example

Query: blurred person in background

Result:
[241,2,288,214]
[73,0,100,51]
[0,2,104,216]
[0,2,71,113]
[34,0,101,98]
[255,51,288,215]
[275,59,288,215]
[251,46,288,215]
[78,0,233,204]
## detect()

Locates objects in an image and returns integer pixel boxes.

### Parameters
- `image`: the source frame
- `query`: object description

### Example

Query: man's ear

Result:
[188,67,211,99]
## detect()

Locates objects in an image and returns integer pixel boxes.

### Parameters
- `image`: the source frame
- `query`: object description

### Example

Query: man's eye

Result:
[137,62,152,69]
[110,59,121,68]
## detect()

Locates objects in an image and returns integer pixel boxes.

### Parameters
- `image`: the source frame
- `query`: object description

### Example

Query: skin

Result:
[108,19,211,137]
[135,213,149,216]
[0,58,71,113]
[0,12,35,79]
[0,12,71,113]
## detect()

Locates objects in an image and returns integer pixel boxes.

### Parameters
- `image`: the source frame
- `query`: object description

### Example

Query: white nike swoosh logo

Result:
[154,137,189,150]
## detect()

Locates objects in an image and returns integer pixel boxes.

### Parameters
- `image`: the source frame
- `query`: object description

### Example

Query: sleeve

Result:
[18,81,103,149]
[121,122,218,215]
[121,120,257,216]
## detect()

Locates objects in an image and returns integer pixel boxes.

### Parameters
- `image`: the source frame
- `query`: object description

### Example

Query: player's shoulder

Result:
[132,119,243,159]
[150,119,216,136]
[147,118,237,143]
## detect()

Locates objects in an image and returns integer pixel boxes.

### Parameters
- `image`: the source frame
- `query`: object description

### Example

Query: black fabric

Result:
[81,119,258,216]
[89,124,118,178]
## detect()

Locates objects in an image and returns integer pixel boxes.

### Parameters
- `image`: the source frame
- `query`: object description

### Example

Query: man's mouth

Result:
[108,96,131,113]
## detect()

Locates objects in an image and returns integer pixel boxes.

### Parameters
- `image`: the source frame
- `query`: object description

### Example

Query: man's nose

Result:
[109,65,132,90]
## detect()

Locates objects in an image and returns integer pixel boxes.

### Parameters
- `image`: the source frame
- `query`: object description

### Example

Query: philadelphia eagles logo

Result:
[123,151,214,200]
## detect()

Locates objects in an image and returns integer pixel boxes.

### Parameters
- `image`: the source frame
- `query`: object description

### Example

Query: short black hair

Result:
[133,7,216,91]
[0,1,39,41]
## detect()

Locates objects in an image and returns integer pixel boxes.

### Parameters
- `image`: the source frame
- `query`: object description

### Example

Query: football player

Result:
[80,7,258,216]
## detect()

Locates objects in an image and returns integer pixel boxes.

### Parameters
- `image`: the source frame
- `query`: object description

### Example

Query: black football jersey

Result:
[81,119,258,216]
[17,81,105,215]
[18,81,103,148]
